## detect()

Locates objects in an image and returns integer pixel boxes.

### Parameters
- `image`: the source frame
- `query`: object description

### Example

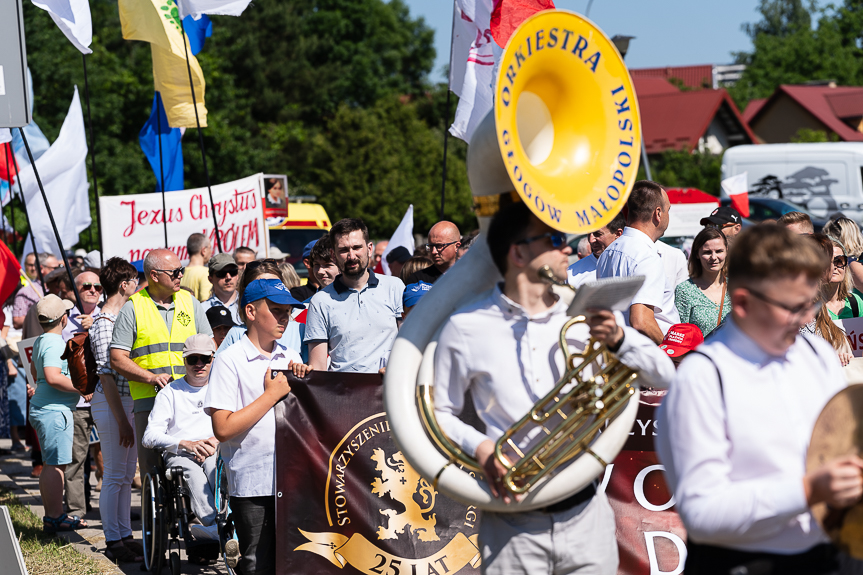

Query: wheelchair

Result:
[141,449,236,574]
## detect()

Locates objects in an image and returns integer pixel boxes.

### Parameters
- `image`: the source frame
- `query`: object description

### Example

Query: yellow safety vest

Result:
[128,289,198,400]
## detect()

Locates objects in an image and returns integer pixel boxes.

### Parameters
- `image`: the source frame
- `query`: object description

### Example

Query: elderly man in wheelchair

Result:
[142,334,221,549]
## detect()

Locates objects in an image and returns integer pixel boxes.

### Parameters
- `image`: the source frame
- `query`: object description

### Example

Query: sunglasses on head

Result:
[214,267,239,279]
[81,282,103,292]
[245,259,278,273]
[185,354,213,366]
[515,232,568,249]
[154,267,185,280]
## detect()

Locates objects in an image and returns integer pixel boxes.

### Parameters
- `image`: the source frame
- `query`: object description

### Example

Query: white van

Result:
[721,143,863,222]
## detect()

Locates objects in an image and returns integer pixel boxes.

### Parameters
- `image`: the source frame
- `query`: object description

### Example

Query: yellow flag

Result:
[118,0,207,128]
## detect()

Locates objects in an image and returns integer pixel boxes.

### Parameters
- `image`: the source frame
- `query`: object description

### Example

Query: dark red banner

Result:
[604,390,687,575]
[275,373,482,575]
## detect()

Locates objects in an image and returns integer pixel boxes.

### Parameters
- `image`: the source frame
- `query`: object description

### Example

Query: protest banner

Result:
[275,374,684,575]
[99,173,268,264]
[17,336,37,388]
[601,390,687,575]
[838,317,863,357]
[276,373,481,575]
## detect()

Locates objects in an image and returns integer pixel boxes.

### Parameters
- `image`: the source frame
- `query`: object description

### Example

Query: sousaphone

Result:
[384,10,642,511]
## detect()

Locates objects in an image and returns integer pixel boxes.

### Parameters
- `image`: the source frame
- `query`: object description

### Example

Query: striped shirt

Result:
[89,312,130,397]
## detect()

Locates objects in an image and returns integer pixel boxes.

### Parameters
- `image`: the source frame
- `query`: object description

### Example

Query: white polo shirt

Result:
[204,335,301,498]
[566,254,597,288]
[596,227,680,333]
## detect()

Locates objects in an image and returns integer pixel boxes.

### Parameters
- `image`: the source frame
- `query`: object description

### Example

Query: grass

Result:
[0,486,109,575]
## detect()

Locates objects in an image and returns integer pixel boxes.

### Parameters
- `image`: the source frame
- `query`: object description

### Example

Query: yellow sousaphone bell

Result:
[384,9,644,512]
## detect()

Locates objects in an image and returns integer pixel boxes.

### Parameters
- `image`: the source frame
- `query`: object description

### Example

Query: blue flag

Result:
[183,14,212,56]
[139,92,184,192]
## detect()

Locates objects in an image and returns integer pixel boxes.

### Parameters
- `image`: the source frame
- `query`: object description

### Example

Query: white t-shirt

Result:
[204,335,301,497]
[656,240,689,288]
[142,378,214,454]
[566,254,597,288]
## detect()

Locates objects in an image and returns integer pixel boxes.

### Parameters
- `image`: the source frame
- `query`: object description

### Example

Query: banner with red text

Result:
[99,173,268,264]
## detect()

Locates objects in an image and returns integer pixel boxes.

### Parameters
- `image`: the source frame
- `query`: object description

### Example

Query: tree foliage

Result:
[6,0,475,252]
[729,0,863,109]
[638,151,723,195]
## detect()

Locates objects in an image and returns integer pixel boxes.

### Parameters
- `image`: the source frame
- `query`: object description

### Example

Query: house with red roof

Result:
[630,75,756,156]
[742,84,863,143]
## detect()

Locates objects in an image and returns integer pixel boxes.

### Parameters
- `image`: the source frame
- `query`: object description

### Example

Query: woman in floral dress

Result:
[675,227,731,338]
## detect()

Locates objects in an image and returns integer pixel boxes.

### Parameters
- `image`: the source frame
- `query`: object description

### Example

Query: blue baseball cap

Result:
[403,282,433,308]
[242,278,305,308]
[302,240,318,260]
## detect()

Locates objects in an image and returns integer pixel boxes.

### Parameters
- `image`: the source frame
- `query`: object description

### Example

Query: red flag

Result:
[0,143,17,183]
[490,0,555,48]
[0,239,21,307]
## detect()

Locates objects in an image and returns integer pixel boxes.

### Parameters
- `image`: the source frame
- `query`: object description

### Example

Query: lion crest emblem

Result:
[370,449,439,542]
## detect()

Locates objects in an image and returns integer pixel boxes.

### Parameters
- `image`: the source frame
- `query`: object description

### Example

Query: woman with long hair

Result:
[824,216,863,294]
[90,258,143,562]
[803,234,855,366]
[674,227,731,337]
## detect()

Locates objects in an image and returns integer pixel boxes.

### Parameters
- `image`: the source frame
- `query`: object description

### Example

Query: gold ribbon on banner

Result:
[296,529,481,574]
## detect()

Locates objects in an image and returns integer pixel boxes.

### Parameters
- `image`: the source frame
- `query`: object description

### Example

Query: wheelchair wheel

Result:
[142,471,167,573]
[170,551,181,575]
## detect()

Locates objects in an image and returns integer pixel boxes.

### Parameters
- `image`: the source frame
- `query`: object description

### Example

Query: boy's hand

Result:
[264,369,291,401]
[288,360,314,378]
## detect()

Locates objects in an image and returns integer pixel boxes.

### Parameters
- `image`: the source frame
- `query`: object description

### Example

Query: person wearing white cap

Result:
[27,294,90,533]
[142,334,221,544]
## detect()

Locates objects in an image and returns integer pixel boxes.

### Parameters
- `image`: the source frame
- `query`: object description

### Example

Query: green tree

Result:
[4,0,475,254]
[639,151,723,195]
[730,0,863,109]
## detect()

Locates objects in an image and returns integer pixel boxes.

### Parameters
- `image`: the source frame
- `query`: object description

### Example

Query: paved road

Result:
[0,438,228,575]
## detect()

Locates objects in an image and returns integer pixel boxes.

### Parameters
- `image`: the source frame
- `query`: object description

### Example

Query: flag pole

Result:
[180,21,222,253]
[439,1,457,221]
[81,55,104,265]
[18,128,85,312]
[155,95,169,248]
[7,142,46,291]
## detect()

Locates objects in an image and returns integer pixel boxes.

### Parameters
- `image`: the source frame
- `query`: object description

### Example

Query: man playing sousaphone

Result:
[433,202,675,574]
[658,225,863,574]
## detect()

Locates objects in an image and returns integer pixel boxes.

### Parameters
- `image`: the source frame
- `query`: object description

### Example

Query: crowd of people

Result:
[3,180,863,575]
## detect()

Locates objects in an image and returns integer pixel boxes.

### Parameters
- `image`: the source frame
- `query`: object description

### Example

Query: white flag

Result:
[176,0,252,19]
[449,0,501,143]
[31,0,93,55]
[381,205,415,276]
[19,88,91,258]
[0,129,11,145]
[720,172,748,198]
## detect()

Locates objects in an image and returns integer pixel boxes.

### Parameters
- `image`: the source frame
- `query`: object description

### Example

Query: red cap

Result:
[660,324,705,357]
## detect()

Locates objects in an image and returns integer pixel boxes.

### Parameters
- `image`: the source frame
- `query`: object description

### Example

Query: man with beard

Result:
[304,219,405,372]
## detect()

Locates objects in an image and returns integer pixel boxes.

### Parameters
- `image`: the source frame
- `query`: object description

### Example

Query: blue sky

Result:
[401,0,771,82]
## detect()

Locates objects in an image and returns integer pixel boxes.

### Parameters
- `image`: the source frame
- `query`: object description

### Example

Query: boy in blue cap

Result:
[205,273,313,574]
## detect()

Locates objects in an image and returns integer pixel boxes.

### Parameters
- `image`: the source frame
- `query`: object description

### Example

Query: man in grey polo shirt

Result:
[305,219,405,372]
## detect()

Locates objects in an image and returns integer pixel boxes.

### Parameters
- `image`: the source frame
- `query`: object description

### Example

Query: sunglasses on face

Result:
[81,282,103,293]
[185,354,213,366]
[516,232,568,249]
[154,267,185,280]
[424,240,459,253]
[833,256,849,269]
[214,267,239,279]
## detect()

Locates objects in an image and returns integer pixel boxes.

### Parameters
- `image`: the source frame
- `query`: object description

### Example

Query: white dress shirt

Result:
[434,285,675,458]
[596,227,681,333]
[204,335,302,497]
[656,319,846,554]
[566,254,597,288]
[656,240,689,288]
